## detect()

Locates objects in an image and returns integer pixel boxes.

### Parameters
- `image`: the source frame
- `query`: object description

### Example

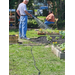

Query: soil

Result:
[29,35,65,45]
[9,35,16,36]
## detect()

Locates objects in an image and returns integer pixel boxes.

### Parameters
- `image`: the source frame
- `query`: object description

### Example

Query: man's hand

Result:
[46,18,50,21]
[29,14,32,17]
[48,19,51,21]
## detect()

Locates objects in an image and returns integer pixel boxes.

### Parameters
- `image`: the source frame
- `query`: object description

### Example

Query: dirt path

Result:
[18,38,45,46]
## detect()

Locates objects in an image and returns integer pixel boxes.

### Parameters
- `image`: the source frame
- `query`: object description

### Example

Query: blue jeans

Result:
[19,16,28,39]
[44,20,54,29]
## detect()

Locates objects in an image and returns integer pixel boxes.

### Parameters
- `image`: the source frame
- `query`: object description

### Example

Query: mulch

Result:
[29,35,65,45]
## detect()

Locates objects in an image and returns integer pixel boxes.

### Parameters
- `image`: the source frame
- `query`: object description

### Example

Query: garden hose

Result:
[18,44,41,74]
[31,46,41,75]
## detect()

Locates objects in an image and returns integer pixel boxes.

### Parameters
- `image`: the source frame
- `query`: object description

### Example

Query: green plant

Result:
[55,36,59,40]
[46,29,50,33]
[54,29,59,33]
[53,42,57,45]
[59,43,65,52]
[62,36,65,39]
[61,47,65,52]
[39,28,43,33]
[59,31,65,39]
[46,29,53,33]
[28,19,38,28]
[46,35,52,41]
[39,29,46,33]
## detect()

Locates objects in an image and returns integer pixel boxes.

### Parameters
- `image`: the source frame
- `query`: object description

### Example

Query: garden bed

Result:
[9,35,18,44]
[51,45,65,59]
[29,35,65,59]
[37,29,63,35]
[46,32,59,35]
[37,31,46,35]
[29,35,65,44]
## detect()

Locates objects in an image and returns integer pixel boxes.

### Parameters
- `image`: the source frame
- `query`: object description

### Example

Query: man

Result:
[16,0,32,39]
[44,11,55,29]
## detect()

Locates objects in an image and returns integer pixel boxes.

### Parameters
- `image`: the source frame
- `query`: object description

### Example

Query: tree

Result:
[9,0,18,9]
[9,0,33,9]
[50,0,65,29]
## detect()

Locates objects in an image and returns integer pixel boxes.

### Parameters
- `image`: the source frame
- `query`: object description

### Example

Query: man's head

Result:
[23,0,29,4]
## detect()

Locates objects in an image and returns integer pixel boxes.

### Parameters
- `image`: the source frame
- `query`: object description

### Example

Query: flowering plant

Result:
[61,47,65,52]
[59,43,65,52]
[55,36,59,40]
[46,35,52,41]
[53,42,57,45]
[39,28,45,33]
[58,43,65,52]
[39,28,42,32]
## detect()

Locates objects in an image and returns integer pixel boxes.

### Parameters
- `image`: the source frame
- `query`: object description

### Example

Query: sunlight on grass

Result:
[9,29,65,75]
[9,44,65,75]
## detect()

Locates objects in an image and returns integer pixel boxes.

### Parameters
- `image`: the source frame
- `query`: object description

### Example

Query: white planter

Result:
[51,45,65,59]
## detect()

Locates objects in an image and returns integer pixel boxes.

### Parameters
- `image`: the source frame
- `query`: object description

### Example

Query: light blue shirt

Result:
[17,3,27,15]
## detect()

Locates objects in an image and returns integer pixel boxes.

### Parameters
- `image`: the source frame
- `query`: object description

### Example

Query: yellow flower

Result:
[53,42,54,44]
[39,28,42,32]
[63,48,65,50]
[62,48,63,50]
[50,37,52,39]
[40,29,42,31]
[55,42,57,44]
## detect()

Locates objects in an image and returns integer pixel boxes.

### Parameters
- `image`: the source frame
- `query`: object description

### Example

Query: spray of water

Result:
[34,17,50,29]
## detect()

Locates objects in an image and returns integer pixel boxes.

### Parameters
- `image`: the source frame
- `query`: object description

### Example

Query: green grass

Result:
[9,29,46,38]
[34,9,37,12]
[9,29,65,75]
[37,16,46,18]
[9,29,19,35]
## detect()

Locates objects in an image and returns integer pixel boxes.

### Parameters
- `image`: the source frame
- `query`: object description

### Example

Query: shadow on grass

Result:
[9,29,19,32]
[9,29,19,35]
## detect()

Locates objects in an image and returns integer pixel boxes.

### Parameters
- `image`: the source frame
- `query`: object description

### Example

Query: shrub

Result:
[27,19,38,28]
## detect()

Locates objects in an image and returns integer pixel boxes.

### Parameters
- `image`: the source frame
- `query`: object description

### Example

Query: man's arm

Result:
[46,15,51,21]
[25,10,32,17]
[16,10,20,17]
[46,17,51,21]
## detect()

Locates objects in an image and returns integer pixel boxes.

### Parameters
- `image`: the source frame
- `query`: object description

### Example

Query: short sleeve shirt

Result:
[17,3,27,15]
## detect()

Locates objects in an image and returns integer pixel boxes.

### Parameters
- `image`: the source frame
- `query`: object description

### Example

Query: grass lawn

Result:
[9,29,46,38]
[37,16,46,21]
[9,29,65,75]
